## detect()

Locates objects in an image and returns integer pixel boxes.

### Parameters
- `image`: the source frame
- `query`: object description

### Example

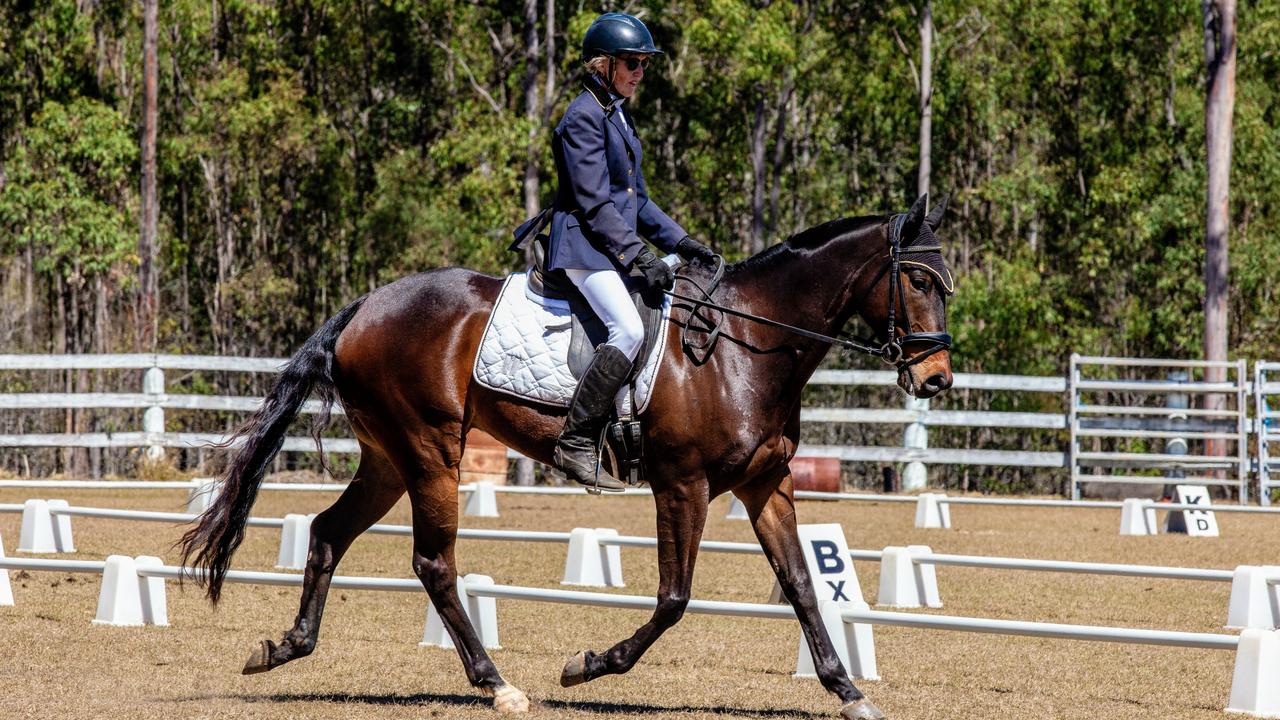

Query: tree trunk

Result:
[521,0,540,219]
[917,1,933,198]
[138,0,160,351]
[1202,0,1235,427]
[749,92,767,254]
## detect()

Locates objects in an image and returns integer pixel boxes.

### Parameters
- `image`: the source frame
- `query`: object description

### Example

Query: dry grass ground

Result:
[0,485,1275,720]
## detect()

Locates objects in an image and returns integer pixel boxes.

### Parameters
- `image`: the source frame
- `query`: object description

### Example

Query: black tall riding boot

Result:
[553,344,633,492]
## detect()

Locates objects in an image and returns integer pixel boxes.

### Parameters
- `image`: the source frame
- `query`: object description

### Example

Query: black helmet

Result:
[582,13,662,60]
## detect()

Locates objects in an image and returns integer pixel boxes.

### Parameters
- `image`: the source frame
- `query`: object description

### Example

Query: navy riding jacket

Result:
[527,78,686,272]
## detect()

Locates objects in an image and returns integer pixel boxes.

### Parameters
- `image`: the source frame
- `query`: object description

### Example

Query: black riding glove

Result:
[630,248,675,292]
[675,236,717,265]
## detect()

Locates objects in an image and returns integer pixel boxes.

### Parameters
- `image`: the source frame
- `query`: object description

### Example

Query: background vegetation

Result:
[1,1,1276,489]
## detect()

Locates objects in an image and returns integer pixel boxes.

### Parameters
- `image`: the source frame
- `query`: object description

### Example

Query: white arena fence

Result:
[0,552,1277,716]
[7,495,1279,634]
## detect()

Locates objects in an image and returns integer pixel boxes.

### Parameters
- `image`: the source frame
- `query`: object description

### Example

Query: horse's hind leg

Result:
[736,474,884,720]
[406,461,529,714]
[243,447,405,674]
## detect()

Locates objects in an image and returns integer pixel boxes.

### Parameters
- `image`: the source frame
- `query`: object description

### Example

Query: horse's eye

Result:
[910,274,932,292]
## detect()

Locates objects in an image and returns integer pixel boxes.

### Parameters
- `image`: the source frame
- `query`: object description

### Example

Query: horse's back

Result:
[335,268,502,430]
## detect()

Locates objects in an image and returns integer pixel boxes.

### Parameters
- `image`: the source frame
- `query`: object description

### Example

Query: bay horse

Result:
[180,193,954,720]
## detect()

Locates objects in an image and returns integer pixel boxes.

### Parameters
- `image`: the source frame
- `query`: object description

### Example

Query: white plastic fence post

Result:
[143,366,166,461]
[913,493,950,529]
[1226,628,1280,716]
[47,499,75,552]
[561,528,609,587]
[901,396,929,491]
[460,574,501,649]
[726,496,749,520]
[186,478,220,514]
[1119,498,1157,536]
[94,555,144,626]
[18,499,57,553]
[135,555,169,626]
[876,546,921,608]
[1226,566,1280,630]
[794,599,878,681]
[464,481,499,518]
[421,575,500,650]
[0,533,13,606]
[594,528,625,587]
[906,544,943,608]
[275,514,313,570]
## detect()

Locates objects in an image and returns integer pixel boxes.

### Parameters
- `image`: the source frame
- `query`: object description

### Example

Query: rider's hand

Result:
[630,248,675,292]
[675,236,717,265]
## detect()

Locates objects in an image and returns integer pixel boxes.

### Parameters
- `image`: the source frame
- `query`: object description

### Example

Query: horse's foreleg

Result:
[409,474,529,714]
[737,476,884,720]
[243,451,405,674]
[561,487,708,686]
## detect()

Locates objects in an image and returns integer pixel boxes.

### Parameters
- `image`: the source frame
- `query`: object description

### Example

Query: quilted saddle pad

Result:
[472,272,671,415]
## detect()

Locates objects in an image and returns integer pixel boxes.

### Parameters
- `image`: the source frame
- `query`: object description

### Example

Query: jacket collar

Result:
[585,75,620,112]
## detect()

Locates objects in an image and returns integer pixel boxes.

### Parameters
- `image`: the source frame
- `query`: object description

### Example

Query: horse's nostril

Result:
[925,372,951,391]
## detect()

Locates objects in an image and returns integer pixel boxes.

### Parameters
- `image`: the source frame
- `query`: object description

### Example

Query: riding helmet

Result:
[582,13,663,59]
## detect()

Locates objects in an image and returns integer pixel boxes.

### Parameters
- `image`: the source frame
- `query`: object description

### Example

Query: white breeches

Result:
[563,268,644,361]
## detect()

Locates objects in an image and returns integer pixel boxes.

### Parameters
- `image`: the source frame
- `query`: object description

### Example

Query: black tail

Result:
[179,296,366,602]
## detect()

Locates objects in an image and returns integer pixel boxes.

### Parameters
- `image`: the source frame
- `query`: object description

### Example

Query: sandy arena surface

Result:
[1,485,1275,720]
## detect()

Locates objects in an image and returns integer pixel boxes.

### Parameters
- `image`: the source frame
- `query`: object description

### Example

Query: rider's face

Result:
[611,54,651,98]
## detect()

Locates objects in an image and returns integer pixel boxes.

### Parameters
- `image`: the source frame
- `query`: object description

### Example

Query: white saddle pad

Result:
[472,272,671,415]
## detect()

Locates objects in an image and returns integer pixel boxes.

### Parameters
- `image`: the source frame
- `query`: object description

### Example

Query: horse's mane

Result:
[731,215,885,273]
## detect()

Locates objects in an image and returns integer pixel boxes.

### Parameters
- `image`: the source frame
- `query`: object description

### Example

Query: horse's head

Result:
[856,194,954,399]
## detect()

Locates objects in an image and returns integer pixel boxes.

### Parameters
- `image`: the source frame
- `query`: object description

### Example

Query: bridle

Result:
[845,212,953,368]
[664,213,952,370]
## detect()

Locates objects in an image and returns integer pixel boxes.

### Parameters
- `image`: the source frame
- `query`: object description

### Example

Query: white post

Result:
[18,499,57,553]
[794,599,878,681]
[463,481,499,518]
[1119,498,1157,536]
[913,492,951,529]
[420,575,500,650]
[47,499,75,552]
[0,533,13,606]
[594,528,625,587]
[186,477,221,514]
[726,496,749,520]
[906,544,943,608]
[275,514,313,571]
[1226,566,1280,630]
[94,555,144,626]
[135,555,169,626]
[901,395,929,491]
[1227,628,1280,716]
[561,528,610,587]
[460,574,501,649]
[143,366,166,461]
[877,546,921,608]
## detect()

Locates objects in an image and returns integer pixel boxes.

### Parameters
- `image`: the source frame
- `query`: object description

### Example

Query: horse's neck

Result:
[723,225,882,390]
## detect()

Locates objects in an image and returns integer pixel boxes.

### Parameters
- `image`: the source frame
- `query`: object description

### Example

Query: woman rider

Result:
[544,12,715,492]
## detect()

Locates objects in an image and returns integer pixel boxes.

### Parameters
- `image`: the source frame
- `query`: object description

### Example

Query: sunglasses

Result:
[616,56,651,71]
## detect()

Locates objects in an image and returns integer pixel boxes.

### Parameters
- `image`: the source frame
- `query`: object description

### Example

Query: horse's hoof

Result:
[485,683,530,714]
[241,640,274,675]
[841,698,886,720]
[559,651,589,687]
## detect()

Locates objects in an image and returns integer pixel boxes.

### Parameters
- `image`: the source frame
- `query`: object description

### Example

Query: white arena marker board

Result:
[798,523,864,604]
[1164,485,1219,537]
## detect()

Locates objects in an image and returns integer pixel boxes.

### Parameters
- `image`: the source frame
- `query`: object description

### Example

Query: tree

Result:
[1202,0,1235,391]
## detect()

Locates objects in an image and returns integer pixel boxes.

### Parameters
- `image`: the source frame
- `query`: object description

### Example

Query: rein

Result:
[666,214,952,369]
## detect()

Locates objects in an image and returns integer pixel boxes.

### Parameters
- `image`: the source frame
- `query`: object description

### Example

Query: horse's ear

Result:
[925,193,949,231]
[902,193,929,237]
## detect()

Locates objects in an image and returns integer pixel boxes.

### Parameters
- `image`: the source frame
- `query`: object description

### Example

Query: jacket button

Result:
[627,187,633,193]
[628,168,633,175]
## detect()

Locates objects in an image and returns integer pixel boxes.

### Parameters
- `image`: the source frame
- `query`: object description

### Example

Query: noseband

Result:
[665,214,953,373]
